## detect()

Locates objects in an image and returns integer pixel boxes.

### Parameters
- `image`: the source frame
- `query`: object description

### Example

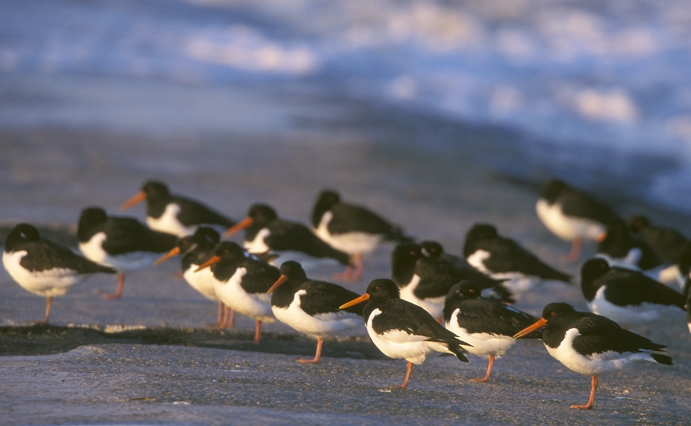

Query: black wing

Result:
[571,314,668,356]
[266,220,350,265]
[328,203,410,241]
[447,298,538,337]
[102,218,177,255]
[172,196,236,228]
[21,240,116,274]
[299,281,363,316]
[602,269,685,309]
[560,189,620,224]
[483,237,571,282]
[238,259,281,294]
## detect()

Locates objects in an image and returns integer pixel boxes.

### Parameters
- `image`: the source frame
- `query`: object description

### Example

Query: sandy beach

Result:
[1,74,690,424]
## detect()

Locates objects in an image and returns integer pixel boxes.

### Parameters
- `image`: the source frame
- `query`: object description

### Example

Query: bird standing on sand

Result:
[153,227,233,328]
[77,207,177,299]
[120,180,236,237]
[225,204,351,268]
[443,280,539,383]
[580,258,685,328]
[340,279,470,388]
[514,302,672,410]
[196,241,278,343]
[463,224,571,298]
[311,190,413,281]
[536,179,620,262]
[268,260,364,363]
[3,223,116,323]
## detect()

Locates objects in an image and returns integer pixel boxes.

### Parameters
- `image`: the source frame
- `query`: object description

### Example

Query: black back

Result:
[210,241,279,294]
[443,280,538,337]
[141,180,235,228]
[6,223,116,274]
[78,207,177,255]
[391,242,424,285]
[178,227,221,271]
[627,214,687,264]
[580,258,685,309]
[540,179,620,224]
[361,279,469,362]
[464,224,571,282]
[597,219,665,270]
[272,261,363,316]
[539,303,672,363]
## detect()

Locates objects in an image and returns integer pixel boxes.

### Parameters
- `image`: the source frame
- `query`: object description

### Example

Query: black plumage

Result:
[627,214,687,265]
[464,224,571,283]
[176,227,221,273]
[540,180,620,224]
[419,240,472,269]
[597,218,665,271]
[209,241,280,295]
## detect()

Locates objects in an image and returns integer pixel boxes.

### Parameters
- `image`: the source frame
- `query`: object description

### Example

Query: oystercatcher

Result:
[267,260,364,363]
[3,223,117,323]
[536,179,620,262]
[311,189,412,281]
[225,204,350,269]
[339,279,470,388]
[77,207,177,299]
[195,241,279,343]
[463,224,571,298]
[514,302,672,409]
[153,227,232,328]
[627,215,687,264]
[443,280,539,382]
[392,242,513,320]
[419,240,472,269]
[120,180,236,237]
[596,218,665,272]
[580,258,685,328]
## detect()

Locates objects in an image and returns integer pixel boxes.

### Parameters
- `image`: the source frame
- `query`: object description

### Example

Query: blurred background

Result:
[1,0,691,222]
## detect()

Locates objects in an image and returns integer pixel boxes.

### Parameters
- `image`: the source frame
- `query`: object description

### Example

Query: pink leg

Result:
[225,307,235,329]
[103,273,125,300]
[470,354,494,383]
[392,362,414,389]
[36,297,52,324]
[254,319,262,343]
[299,338,323,364]
[571,376,597,409]
[563,238,582,263]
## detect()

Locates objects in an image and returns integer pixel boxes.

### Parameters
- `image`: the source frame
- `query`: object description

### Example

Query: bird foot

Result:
[469,377,489,383]
[570,404,593,410]
[298,358,320,364]
[102,293,122,300]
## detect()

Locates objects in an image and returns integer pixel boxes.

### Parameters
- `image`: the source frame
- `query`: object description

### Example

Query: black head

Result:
[466,223,498,242]
[580,258,611,301]
[445,280,481,303]
[213,241,245,261]
[78,207,109,229]
[5,223,41,251]
[247,204,278,226]
[312,189,341,227]
[366,279,401,301]
[541,302,577,322]
[539,179,569,203]
[279,260,308,282]
[391,242,423,284]
[679,241,691,277]
[141,181,170,199]
[193,227,220,245]
[420,240,444,257]
[599,218,630,248]
[627,214,650,232]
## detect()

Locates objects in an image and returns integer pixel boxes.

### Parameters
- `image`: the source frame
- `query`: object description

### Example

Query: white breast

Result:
[79,232,160,272]
[445,310,517,358]
[589,286,683,327]
[399,275,444,319]
[213,267,275,323]
[536,200,605,242]
[243,228,271,254]
[314,211,381,255]
[272,289,361,338]
[147,204,195,237]
[182,266,219,301]
[3,251,84,297]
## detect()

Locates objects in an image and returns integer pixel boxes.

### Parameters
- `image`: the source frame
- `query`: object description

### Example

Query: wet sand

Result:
[1,75,690,424]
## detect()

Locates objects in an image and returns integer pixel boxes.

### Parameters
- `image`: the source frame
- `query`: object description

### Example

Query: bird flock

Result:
[3,178,690,410]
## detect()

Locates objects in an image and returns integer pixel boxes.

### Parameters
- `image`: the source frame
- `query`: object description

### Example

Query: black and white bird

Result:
[596,218,665,273]
[267,260,364,363]
[392,242,513,320]
[627,214,687,285]
[77,207,177,299]
[443,280,540,383]
[153,227,232,328]
[580,258,685,328]
[311,189,412,281]
[120,180,236,237]
[463,224,571,298]
[536,179,620,262]
[196,241,279,343]
[339,279,470,389]
[3,223,117,323]
[419,240,472,270]
[225,204,351,270]
[514,302,672,410]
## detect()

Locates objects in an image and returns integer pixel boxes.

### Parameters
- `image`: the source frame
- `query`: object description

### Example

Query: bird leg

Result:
[351,253,363,281]
[299,337,323,364]
[563,238,582,263]
[225,307,235,328]
[333,254,363,281]
[571,376,597,409]
[103,273,125,300]
[470,354,494,383]
[36,296,53,324]
[253,319,262,343]
[392,362,414,389]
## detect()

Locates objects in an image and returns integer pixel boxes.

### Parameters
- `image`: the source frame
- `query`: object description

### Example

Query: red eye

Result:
[551,311,556,316]
[375,286,380,291]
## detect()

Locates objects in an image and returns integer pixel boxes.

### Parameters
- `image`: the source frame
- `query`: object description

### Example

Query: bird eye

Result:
[550,311,556,316]
[374,286,380,291]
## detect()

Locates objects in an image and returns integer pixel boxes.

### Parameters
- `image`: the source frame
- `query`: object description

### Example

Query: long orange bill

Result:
[120,191,147,211]
[153,247,181,265]
[194,255,221,272]
[339,293,370,310]
[225,216,253,237]
[268,275,288,294]
[513,318,547,339]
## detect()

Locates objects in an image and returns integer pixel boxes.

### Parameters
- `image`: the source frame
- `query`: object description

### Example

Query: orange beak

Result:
[120,191,147,211]
[339,293,370,310]
[513,318,548,339]
[596,231,607,243]
[194,255,221,272]
[225,216,253,237]
[268,275,288,294]
[153,247,181,265]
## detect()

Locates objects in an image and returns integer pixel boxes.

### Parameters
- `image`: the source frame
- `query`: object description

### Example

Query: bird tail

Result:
[651,352,673,366]
[427,337,470,362]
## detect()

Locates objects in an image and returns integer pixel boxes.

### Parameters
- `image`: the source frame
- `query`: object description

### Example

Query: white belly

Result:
[314,211,380,255]
[399,275,444,320]
[146,204,195,237]
[3,251,84,297]
[536,200,604,242]
[213,267,275,322]
[445,310,517,357]
[272,290,362,337]
[182,266,219,301]
[589,287,682,326]
[79,233,159,272]
[243,228,271,254]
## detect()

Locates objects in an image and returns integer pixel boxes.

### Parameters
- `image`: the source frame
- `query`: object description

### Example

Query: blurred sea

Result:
[2,0,691,213]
